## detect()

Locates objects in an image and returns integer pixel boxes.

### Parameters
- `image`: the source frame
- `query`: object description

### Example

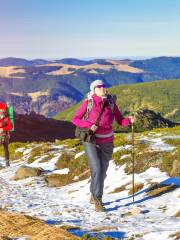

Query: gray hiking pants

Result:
[83,141,114,199]
[3,141,9,166]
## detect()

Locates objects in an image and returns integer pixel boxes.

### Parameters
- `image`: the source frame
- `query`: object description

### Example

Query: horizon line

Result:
[0,55,180,61]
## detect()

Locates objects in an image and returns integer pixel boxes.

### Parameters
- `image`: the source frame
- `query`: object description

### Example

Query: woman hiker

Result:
[72,80,135,212]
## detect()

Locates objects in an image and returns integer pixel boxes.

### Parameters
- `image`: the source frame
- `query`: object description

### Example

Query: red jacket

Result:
[0,117,13,132]
[0,102,13,132]
[72,94,130,143]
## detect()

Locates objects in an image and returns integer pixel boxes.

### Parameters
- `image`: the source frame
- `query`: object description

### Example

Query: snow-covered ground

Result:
[0,134,180,240]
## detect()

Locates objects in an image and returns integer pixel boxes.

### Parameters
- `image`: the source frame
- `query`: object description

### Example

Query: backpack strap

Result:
[83,94,117,120]
[7,105,15,132]
[107,94,117,113]
[83,98,93,120]
[95,102,106,126]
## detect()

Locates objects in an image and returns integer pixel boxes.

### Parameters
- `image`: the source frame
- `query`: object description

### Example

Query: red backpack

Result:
[0,102,11,144]
[0,102,9,128]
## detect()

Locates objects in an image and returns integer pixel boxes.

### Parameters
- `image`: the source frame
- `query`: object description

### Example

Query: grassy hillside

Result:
[1,126,179,183]
[130,56,180,79]
[54,79,180,123]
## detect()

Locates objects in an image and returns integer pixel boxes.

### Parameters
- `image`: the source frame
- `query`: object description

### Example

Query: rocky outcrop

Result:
[119,108,179,132]
[134,108,178,131]
[10,112,75,142]
[12,166,43,180]
[45,174,71,187]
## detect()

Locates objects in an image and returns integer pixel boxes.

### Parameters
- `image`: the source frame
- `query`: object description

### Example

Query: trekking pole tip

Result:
[131,206,142,216]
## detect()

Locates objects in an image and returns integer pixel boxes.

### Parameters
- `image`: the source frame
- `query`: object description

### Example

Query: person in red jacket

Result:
[72,80,135,212]
[0,102,13,167]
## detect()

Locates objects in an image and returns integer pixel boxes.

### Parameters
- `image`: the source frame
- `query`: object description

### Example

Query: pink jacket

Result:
[72,94,130,143]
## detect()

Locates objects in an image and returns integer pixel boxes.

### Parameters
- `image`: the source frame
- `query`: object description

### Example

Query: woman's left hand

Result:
[90,124,98,132]
[128,115,135,124]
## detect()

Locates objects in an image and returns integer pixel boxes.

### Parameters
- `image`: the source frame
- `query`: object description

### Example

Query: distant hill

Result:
[0,56,180,117]
[54,79,180,123]
[54,58,92,66]
[10,112,75,142]
[0,57,50,66]
[130,56,180,80]
[55,58,117,66]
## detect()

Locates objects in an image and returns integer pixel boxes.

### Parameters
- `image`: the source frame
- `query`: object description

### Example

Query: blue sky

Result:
[0,0,180,59]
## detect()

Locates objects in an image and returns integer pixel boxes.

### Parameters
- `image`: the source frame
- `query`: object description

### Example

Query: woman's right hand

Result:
[128,115,135,124]
[90,124,98,132]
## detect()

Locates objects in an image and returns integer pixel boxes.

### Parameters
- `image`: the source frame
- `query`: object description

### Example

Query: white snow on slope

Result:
[0,158,179,240]
[75,151,85,159]
[0,134,179,240]
[53,168,70,174]
[140,135,180,152]
[28,153,61,171]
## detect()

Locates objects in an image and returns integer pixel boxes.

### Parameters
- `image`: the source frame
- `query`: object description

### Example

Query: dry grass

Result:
[0,209,79,240]
[45,173,74,187]
[169,232,180,240]
[128,183,144,195]
[55,152,75,169]
[46,152,89,187]
[109,183,129,194]
[147,183,178,197]
[27,143,52,164]
[91,226,118,232]
[164,108,179,118]
[44,61,143,76]
[125,149,166,174]
[0,66,25,78]
[27,90,49,102]
[175,210,180,217]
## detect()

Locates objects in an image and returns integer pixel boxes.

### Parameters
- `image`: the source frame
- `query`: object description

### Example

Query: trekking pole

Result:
[131,120,135,204]
[130,113,143,216]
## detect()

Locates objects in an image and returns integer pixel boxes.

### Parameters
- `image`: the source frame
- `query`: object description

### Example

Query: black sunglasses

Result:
[95,84,106,88]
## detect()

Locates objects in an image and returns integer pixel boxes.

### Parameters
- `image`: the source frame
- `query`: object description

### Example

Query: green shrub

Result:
[27,143,52,163]
[56,152,75,169]
[0,142,28,161]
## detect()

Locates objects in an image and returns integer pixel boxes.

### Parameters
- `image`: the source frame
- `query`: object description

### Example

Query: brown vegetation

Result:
[0,209,79,240]
[0,66,25,78]
[175,210,180,217]
[45,62,143,76]
[109,184,129,194]
[147,183,178,197]
[169,232,180,240]
[128,183,144,195]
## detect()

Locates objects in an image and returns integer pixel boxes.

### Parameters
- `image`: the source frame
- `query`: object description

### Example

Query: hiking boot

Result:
[93,196,106,212]
[90,194,103,204]
[90,194,95,204]
[6,159,10,167]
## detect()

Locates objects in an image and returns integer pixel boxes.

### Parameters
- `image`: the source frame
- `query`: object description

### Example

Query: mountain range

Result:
[0,56,180,117]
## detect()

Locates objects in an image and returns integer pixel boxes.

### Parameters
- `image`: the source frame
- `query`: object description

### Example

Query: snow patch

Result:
[75,151,85,159]
[53,168,70,175]
[28,154,61,171]
[113,145,132,153]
